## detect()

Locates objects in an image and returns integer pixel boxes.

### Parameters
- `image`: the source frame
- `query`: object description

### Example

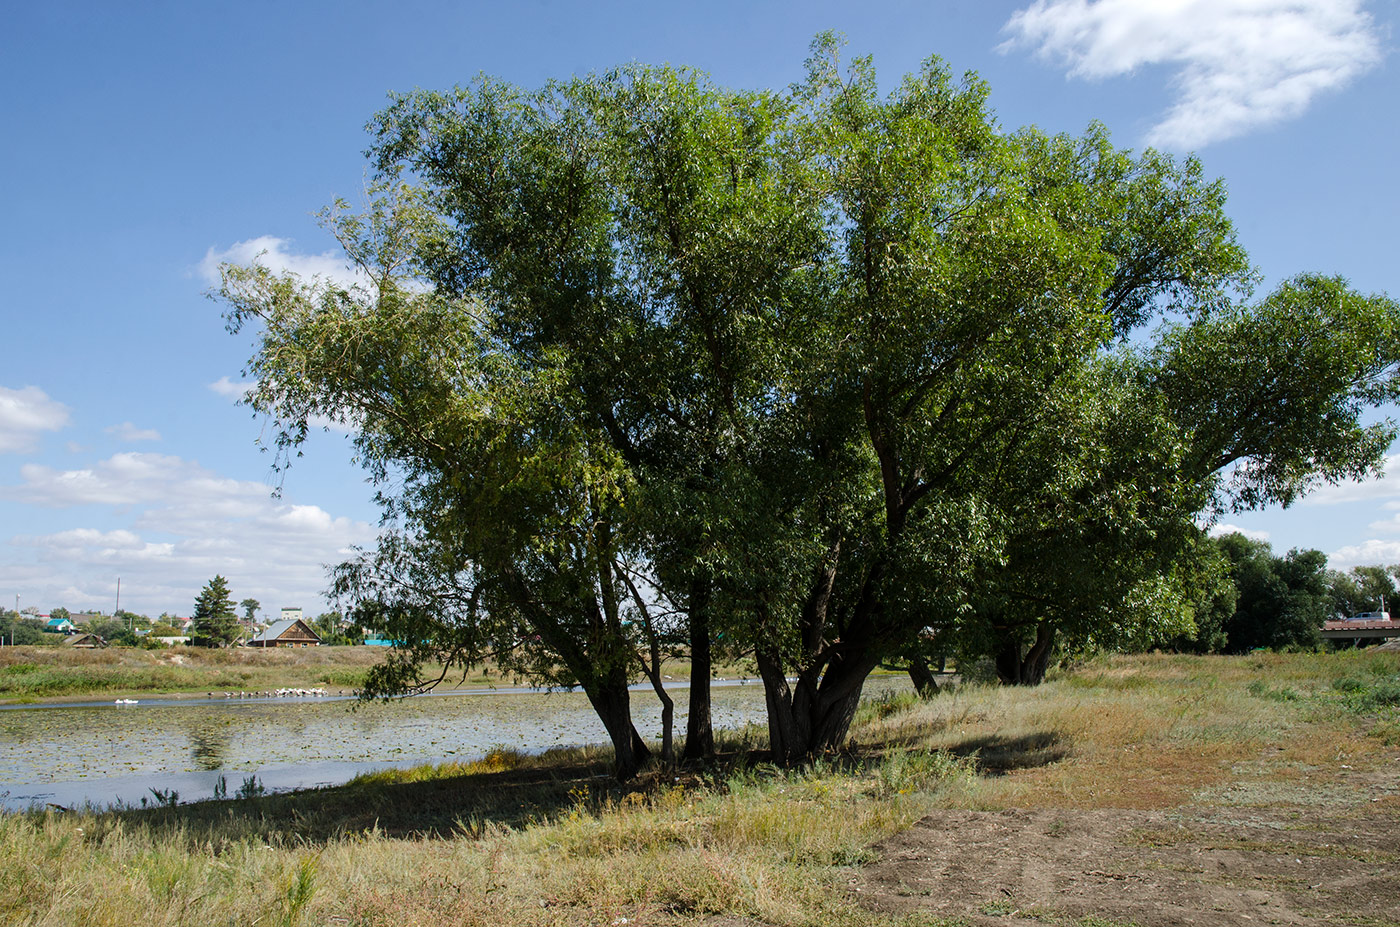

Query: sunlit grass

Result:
[2,649,1397,925]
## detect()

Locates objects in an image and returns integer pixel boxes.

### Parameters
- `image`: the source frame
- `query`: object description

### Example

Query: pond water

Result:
[0,677,905,811]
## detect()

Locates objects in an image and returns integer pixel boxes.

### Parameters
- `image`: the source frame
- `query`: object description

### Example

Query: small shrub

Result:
[236,776,266,800]
[147,787,179,808]
[857,690,922,723]
[872,748,974,798]
[1246,680,1299,701]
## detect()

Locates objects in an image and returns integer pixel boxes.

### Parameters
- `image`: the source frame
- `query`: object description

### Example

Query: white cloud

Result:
[1367,511,1400,534]
[1299,453,1400,506]
[209,376,255,400]
[1329,538,1400,568]
[105,421,161,443]
[1209,523,1271,542]
[3,452,269,509]
[1002,0,1384,148]
[0,386,70,453]
[199,235,364,289]
[3,451,374,617]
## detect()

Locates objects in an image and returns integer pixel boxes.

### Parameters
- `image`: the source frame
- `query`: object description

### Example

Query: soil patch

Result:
[854,803,1400,926]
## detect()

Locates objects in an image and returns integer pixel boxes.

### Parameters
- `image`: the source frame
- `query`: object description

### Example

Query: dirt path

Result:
[853,803,1400,926]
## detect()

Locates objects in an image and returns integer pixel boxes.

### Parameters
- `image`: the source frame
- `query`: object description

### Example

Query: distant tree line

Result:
[1172,534,1398,654]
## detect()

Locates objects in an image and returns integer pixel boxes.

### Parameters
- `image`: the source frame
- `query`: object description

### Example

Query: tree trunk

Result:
[640,662,675,763]
[809,652,877,751]
[757,646,877,762]
[907,656,939,698]
[682,575,714,762]
[756,647,810,764]
[585,676,651,780]
[994,622,1056,686]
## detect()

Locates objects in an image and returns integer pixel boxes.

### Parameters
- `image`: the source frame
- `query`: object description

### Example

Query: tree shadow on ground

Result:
[940,730,1069,774]
[96,759,622,847]
[84,732,1065,850]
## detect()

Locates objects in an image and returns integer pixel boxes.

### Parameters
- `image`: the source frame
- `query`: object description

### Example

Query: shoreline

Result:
[0,673,790,710]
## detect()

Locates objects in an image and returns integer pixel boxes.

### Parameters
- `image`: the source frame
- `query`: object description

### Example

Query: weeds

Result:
[3,651,1397,926]
[145,788,178,808]
[236,776,265,800]
[281,854,317,927]
[1246,680,1299,701]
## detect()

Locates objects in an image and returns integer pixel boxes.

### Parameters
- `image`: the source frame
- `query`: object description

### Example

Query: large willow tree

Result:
[219,36,1399,774]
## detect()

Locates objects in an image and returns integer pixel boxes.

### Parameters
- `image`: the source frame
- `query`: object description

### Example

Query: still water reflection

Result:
[2,679,909,811]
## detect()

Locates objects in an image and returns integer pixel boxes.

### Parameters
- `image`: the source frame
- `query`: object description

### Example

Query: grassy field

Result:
[0,645,394,701]
[2,649,1398,926]
[0,646,761,703]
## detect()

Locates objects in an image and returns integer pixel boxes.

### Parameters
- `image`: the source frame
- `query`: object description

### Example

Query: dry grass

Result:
[0,647,757,703]
[0,645,394,701]
[2,650,1397,926]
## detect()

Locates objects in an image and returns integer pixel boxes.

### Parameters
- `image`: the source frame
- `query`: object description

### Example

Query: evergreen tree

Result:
[191,575,241,647]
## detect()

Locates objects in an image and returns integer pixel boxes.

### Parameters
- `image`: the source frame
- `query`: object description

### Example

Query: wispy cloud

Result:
[1329,538,1400,569]
[1001,0,1384,148]
[3,451,374,616]
[105,421,161,443]
[208,377,254,400]
[4,452,263,509]
[199,235,364,289]
[1298,453,1400,506]
[1367,510,1400,534]
[1209,523,1271,542]
[0,386,70,453]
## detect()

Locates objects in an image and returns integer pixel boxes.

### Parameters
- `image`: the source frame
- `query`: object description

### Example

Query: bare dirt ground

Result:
[854,797,1400,926]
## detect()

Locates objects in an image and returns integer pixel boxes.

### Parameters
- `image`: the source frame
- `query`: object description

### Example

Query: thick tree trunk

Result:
[757,647,878,763]
[907,656,939,698]
[994,622,1056,686]
[682,575,714,762]
[810,653,877,751]
[756,647,810,764]
[585,676,651,780]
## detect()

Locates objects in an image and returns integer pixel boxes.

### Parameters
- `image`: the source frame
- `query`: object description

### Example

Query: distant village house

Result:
[248,618,321,648]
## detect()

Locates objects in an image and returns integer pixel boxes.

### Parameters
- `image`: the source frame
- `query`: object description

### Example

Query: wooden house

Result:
[247,618,322,648]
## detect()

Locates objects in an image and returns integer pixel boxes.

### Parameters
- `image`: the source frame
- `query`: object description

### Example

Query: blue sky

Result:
[1,0,1396,619]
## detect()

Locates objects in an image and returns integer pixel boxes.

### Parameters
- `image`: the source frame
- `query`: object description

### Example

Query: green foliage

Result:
[1150,274,1400,512]
[216,36,1400,774]
[1326,564,1397,619]
[1246,680,1299,702]
[310,611,358,645]
[1333,672,1400,713]
[1214,533,1327,652]
[2,613,49,645]
[191,576,241,648]
[88,617,140,646]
